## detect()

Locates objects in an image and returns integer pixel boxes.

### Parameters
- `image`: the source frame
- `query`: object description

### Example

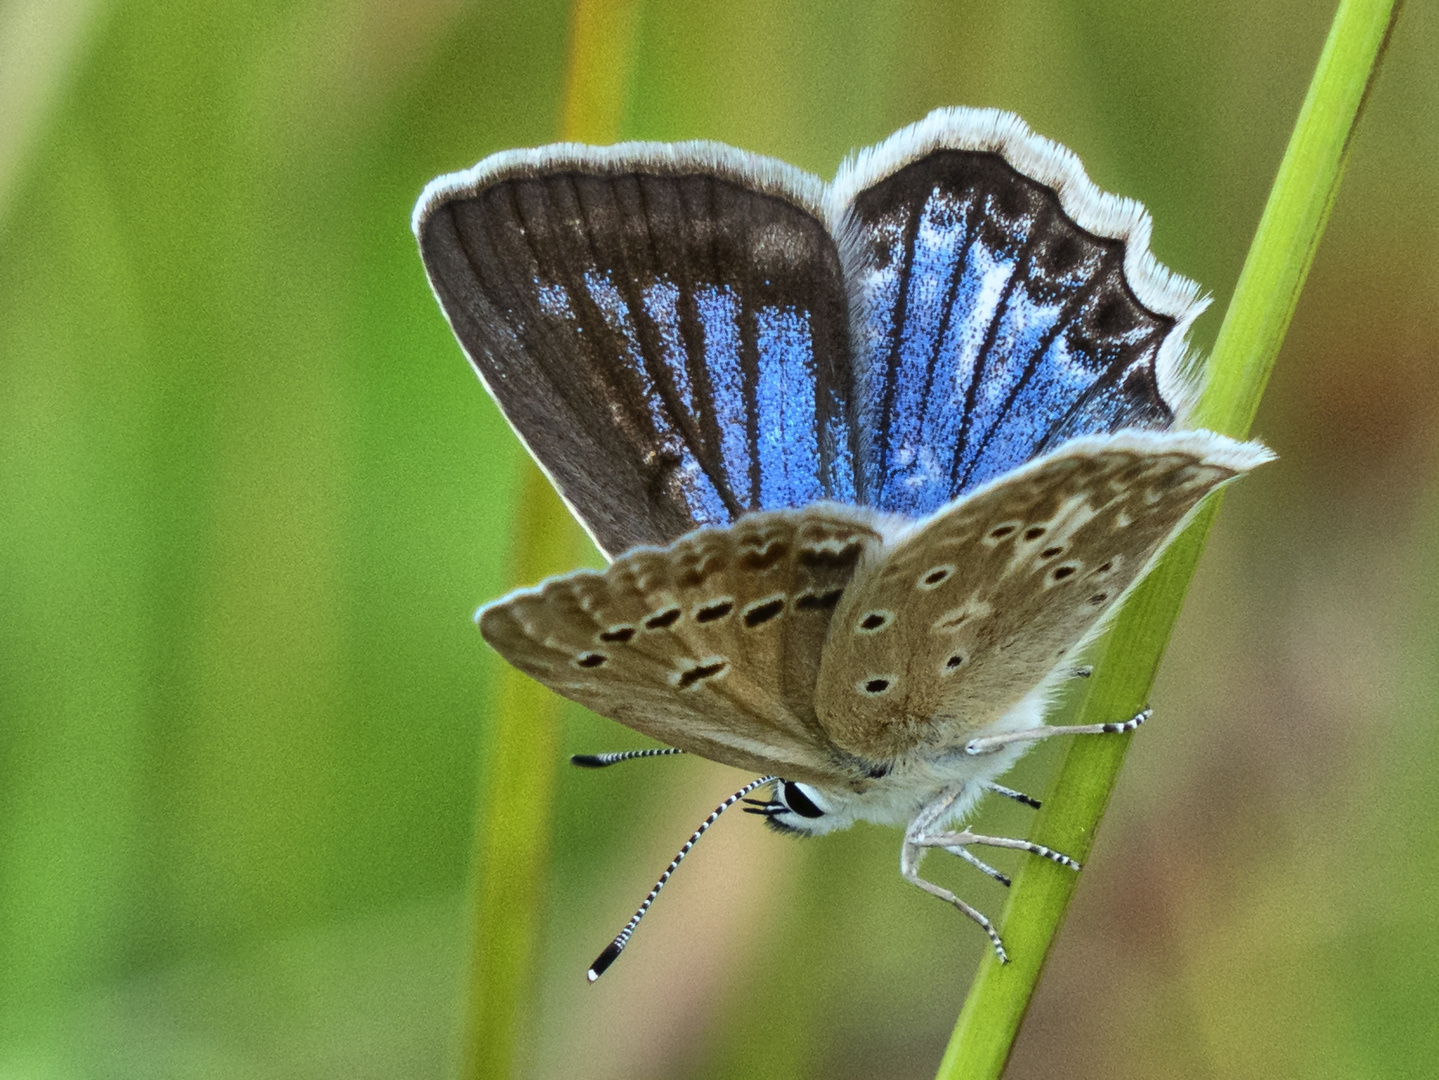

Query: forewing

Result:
[478,505,884,788]
[814,431,1273,761]
[831,110,1207,517]
[416,145,859,558]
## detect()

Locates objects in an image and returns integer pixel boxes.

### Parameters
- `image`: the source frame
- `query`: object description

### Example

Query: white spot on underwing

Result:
[932,599,993,632]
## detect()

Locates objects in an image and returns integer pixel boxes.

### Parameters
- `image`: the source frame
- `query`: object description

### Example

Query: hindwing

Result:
[814,431,1273,761]
[478,505,886,788]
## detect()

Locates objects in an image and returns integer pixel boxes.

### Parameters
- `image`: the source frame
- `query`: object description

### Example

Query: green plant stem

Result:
[935,1,1402,1077]
[454,3,640,1078]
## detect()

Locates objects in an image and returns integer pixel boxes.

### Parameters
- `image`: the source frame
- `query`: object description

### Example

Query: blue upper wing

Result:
[837,124,1198,517]
[416,112,1203,555]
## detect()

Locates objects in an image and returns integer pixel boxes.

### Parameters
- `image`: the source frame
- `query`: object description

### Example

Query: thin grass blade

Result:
[936,1,1404,1076]
[454,3,642,1077]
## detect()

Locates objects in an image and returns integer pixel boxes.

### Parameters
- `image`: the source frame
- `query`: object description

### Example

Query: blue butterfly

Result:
[415,108,1270,979]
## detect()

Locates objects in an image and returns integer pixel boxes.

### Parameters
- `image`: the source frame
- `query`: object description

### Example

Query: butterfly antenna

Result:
[587,774,777,983]
[571,747,686,769]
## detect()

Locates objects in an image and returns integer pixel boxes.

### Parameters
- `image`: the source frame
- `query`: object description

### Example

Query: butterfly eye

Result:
[781,781,825,819]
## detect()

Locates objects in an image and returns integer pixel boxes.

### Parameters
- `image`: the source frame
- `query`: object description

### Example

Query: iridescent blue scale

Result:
[414,108,1195,558]
[841,157,1178,518]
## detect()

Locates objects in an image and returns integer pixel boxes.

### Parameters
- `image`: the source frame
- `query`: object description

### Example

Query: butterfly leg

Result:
[916,829,1082,872]
[964,707,1150,756]
[901,791,1011,961]
[982,780,1042,810]
[947,844,1011,887]
[900,834,1009,963]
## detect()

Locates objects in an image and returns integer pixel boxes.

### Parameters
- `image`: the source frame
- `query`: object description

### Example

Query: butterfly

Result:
[413,107,1272,980]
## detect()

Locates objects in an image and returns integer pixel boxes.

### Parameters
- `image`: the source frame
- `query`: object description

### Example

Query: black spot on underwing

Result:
[743,597,785,627]
[795,588,844,611]
[678,660,727,689]
[695,600,733,623]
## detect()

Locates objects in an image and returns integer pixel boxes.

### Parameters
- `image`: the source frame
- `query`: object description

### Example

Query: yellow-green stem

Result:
[936,1,1403,1077]
[455,3,641,1078]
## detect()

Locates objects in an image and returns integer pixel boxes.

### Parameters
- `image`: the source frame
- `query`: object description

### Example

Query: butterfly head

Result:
[743,779,850,836]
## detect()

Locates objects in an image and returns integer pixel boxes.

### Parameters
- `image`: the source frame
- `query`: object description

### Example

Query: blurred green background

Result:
[2,0,1437,1076]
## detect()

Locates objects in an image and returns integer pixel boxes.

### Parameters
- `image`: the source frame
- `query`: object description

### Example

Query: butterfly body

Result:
[416,107,1272,970]
[478,428,1267,834]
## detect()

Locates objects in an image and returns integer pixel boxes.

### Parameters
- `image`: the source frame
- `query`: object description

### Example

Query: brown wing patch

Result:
[478,505,885,788]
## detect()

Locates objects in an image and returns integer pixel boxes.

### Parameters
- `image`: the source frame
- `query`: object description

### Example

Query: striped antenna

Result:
[571,747,686,768]
[587,774,777,982]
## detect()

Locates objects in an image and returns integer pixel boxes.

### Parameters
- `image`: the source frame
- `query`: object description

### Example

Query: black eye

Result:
[781,781,825,819]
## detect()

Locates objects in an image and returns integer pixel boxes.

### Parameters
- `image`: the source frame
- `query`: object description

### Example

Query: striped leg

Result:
[947,844,1012,887]
[915,829,1081,872]
[983,780,1042,810]
[965,707,1150,756]
[901,835,1008,963]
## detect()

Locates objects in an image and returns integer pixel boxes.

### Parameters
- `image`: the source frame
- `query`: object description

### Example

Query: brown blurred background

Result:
[1,1,1436,1077]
